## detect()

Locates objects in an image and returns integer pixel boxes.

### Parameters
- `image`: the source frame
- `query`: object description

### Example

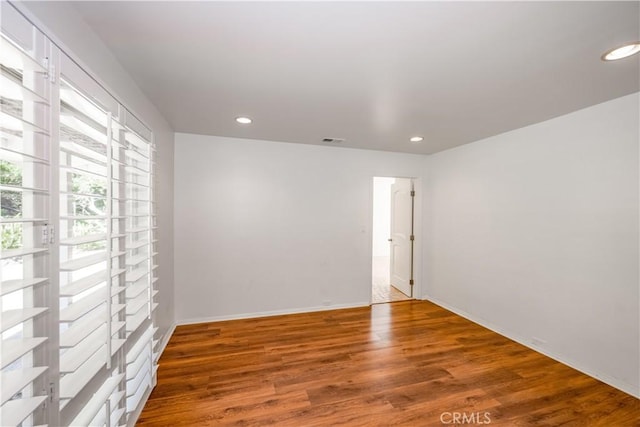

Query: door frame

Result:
[368,176,423,304]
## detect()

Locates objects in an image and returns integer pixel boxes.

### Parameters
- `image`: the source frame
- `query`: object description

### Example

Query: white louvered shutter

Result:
[122,115,156,420]
[57,55,127,427]
[1,3,160,426]
[150,139,160,377]
[0,11,51,427]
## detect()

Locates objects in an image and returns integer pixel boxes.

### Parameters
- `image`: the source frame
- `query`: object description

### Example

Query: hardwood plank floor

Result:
[138,301,639,426]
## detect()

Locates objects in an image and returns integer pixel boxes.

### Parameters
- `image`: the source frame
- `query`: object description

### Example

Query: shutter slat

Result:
[111,338,126,355]
[1,396,47,427]
[126,347,149,379]
[59,350,105,400]
[60,270,107,296]
[126,226,149,234]
[59,294,105,322]
[111,407,126,427]
[1,367,48,405]
[126,282,148,300]
[1,308,48,333]
[60,327,106,373]
[0,64,48,104]
[1,337,47,369]
[59,233,107,246]
[0,278,47,296]
[125,267,148,283]
[126,363,149,398]
[0,144,49,164]
[126,240,149,250]
[60,252,107,271]
[126,293,149,316]
[60,141,107,166]
[125,253,149,267]
[0,34,47,72]
[68,374,124,427]
[0,247,48,260]
[60,309,105,347]
[126,311,147,334]
[0,110,49,135]
[0,217,48,224]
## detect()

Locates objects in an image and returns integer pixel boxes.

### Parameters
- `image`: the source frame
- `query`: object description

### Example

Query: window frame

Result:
[1,3,160,426]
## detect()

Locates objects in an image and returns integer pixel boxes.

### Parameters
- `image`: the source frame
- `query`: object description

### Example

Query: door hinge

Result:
[43,57,49,80]
[49,225,55,244]
[409,279,414,285]
[410,190,415,197]
[410,235,415,241]
[42,225,49,245]
[41,382,54,408]
[45,57,56,83]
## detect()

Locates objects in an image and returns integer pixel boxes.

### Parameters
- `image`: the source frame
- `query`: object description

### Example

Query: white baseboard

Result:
[158,322,177,356]
[423,295,640,399]
[177,302,370,326]
[126,386,153,427]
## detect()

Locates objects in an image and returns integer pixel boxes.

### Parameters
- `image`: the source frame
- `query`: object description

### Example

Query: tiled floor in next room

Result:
[372,255,411,304]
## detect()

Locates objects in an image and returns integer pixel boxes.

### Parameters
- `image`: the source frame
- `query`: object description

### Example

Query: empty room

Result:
[0,1,638,426]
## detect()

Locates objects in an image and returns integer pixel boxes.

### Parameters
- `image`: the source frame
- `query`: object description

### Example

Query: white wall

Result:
[15,1,176,337]
[174,134,425,322]
[424,93,640,397]
[27,0,635,396]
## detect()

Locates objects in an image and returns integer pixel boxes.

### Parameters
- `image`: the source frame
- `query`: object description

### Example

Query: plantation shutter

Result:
[1,3,161,425]
[122,114,157,420]
[150,134,160,377]
[57,53,132,427]
[0,11,51,427]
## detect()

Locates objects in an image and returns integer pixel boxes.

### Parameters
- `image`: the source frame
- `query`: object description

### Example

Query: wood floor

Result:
[138,301,639,426]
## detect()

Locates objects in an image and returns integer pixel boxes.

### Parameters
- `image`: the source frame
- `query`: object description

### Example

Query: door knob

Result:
[388,238,393,242]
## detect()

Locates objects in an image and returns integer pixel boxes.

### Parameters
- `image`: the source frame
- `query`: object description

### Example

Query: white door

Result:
[389,178,414,297]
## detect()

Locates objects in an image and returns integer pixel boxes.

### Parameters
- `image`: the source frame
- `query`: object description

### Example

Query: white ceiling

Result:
[69,1,639,154]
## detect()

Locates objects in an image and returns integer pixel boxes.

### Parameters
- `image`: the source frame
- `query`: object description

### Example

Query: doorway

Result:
[372,177,414,304]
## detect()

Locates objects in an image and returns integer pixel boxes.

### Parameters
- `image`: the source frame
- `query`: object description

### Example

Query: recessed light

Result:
[409,136,424,143]
[235,116,252,124]
[601,42,640,61]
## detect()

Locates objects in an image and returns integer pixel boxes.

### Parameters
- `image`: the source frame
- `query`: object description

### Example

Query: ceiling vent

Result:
[322,137,345,143]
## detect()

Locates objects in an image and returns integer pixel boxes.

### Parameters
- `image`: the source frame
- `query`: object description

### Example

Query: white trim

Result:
[368,175,423,303]
[177,302,370,326]
[424,295,640,399]
[157,323,176,357]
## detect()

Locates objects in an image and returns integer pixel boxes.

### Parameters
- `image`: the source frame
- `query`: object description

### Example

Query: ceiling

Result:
[68,1,639,155]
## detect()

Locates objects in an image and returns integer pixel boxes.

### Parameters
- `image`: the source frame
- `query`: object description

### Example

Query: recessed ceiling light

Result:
[601,42,640,61]
[235,116,252,124]
[410,136,424,143]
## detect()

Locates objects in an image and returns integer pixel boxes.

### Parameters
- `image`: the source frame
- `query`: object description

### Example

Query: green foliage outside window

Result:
[1,160,108,251]
[1,160,23,250]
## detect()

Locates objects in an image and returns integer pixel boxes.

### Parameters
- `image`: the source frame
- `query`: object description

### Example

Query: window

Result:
[58,72,127,426]
[121,115,157,416]
[1,3,160,426]
[1,14,51,427]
